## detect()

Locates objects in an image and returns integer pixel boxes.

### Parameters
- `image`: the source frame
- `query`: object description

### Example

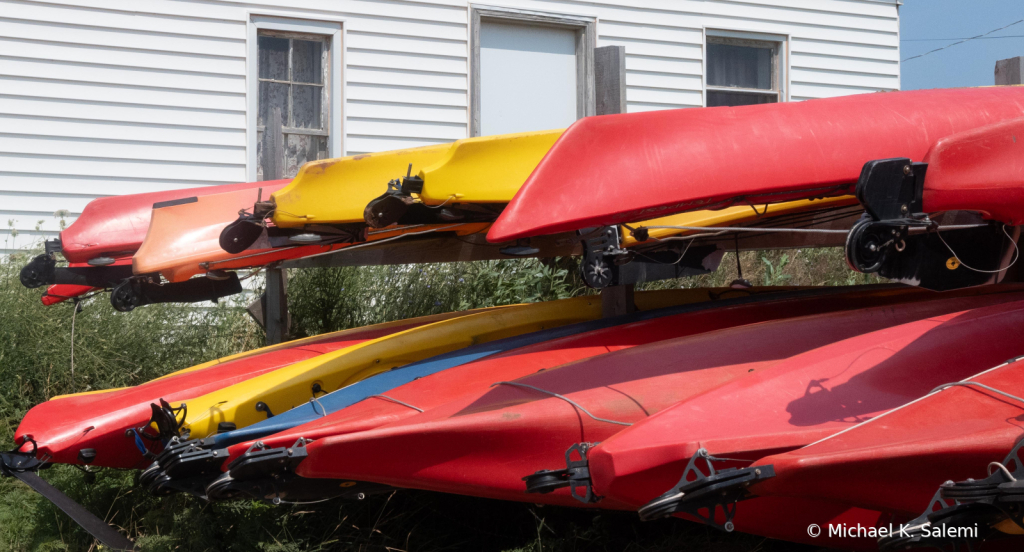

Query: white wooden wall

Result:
[0,0,899,253]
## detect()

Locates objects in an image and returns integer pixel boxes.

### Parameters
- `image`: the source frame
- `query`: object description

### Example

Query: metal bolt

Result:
[901,205,908,214]
[287,449,293,456]
[755,469,761,475]
[903,165,912,175]
[357,493,366,500]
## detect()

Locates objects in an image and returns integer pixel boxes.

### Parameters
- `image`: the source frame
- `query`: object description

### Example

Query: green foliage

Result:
[0,243,859,551]
[287,258,588,337]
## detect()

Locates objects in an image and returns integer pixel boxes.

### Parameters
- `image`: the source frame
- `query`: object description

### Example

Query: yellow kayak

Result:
[174,287,721,439]
[48,307,502,402]
[622,196,858,247]
[271,129,563,228]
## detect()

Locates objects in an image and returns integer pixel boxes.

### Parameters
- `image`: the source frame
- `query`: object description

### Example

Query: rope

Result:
[70,299,78,386]
[929,381,1024,405]
[935,224,1020,274]
[309,396,328,417]
[638,224,849,234]
[491,381,633,426]
[368,394,424,412]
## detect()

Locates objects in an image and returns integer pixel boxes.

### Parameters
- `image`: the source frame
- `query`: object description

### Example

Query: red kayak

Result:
[738,358,1024,518]
[19,179,288,301]
[11,312,464,470]
[215,285,946,473]
[585,298,1024,548]
[488,87,1024,242]
[61,180,288,265]
[292,290,1019,508]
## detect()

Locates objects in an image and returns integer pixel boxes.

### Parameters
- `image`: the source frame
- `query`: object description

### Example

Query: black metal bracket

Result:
[578,227,722,289]
[845,158,1017,291]
[523,442,599,504]
[110,272,243,312]
[880,438,1024,550]
[637,448,773,531]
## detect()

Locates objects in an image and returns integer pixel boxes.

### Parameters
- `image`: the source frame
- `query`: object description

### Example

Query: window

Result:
[705,36,782,107]
[257,32,330,180]
[471,7,595,136]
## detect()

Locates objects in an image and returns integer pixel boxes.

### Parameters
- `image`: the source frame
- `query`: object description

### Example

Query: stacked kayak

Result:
[8,86,1024,552]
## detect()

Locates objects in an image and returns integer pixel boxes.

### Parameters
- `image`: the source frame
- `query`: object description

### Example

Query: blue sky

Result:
[900,0,1024,89]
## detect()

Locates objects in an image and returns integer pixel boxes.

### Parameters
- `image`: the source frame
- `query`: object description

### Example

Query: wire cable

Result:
[491,381,633,426]
[903,18,1024,62]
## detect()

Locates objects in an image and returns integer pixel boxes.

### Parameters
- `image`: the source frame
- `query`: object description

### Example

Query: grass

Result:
[0,245,870,551]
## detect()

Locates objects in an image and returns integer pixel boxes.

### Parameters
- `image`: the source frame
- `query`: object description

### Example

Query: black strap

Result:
[12,470,136,551]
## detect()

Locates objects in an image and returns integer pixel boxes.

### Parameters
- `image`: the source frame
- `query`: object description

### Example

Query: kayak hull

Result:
[13,312,472,469]
[292,287,1017,506]
[488,87,1024,241]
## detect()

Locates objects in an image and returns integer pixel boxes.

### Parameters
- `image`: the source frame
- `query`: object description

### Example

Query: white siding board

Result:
[346,66,467,92]
[0,18,248,57]
[345,135,454,155]
[792,37,900,62]
[346,31,468,58]
[0,37,245,75]
[0,115,246,147]
[0,134,246,165]
[626,71,702,91]
[624,54,703,76]
[346,100,468,124]
[0,193,94,214]
[0,153,245,183]
[627,101,698,113]
[791,52,899,77]
[346,83,467,107]
[0,173,232,196]
[0,0,900,242]
[346,49,467,74]
[346,118,467,141]
[0,57,245,94]
[790,83,889,99]
[0,77,246,112]
[4,1,245,39]
[598,20,704,45]
[0,96,245,129]
[599,37,702,61]
[791,67,898,90]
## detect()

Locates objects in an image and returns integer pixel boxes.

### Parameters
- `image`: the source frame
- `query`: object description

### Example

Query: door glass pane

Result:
[707,43,773,90]
[292,85,322,129]
[258,36,289,81]
[292,40,323,84]
[480,21,577,136]
[707,90,776,107]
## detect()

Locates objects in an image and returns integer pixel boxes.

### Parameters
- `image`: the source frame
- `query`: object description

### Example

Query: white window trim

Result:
[469,4,597,137]
[247,13,344,181]
[702,28,790,107]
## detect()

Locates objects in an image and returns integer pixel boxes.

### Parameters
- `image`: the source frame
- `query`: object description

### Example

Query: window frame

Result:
[703,29,790,108]
[247,14,343,181]
[469,5,596,137]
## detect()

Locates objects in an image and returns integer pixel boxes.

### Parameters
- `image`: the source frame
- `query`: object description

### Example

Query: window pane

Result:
[284,134,326,178]
[258,36,289,81]
[707,43,773,90]
[707,90,777,107]
[258,81,289,127]
[480,21,577,136]
[292,40,323,84]
[292,85,323,129]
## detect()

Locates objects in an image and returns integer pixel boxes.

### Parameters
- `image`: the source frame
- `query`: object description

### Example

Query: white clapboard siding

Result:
[0,0,899,247]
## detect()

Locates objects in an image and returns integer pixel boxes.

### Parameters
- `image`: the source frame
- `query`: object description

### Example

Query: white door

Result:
[479,21,578,136]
